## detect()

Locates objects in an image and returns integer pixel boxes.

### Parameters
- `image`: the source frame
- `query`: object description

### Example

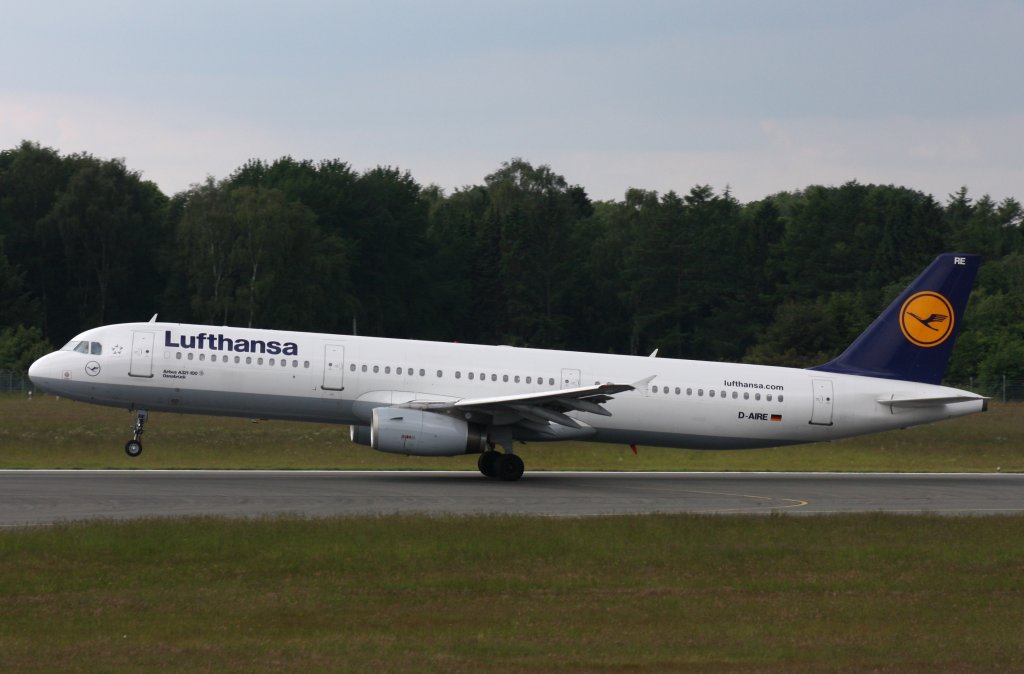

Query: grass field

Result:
[2,514,1023,673]
[1,394,1021,471]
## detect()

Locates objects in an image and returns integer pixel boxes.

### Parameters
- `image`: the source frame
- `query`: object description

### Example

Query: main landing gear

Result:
[124,409,148,458]
[478,449,525,482]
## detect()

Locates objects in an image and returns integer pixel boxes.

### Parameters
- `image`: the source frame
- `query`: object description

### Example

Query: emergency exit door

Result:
[560,368,581,389]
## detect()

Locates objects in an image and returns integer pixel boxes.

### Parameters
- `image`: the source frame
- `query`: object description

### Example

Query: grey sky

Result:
[2,0,1021,203]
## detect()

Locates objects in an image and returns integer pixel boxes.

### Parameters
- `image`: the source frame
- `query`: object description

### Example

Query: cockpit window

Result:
[61,340,102,355]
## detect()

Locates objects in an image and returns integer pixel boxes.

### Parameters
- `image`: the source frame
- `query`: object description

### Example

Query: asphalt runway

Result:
[3,470,1024,526]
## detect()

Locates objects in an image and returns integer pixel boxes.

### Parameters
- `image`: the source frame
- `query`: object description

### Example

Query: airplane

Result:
[28,253,987,481]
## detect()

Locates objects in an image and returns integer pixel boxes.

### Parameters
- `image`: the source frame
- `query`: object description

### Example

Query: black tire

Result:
[125,440,142,458]
[496,453,525,482]
[478,451,500,478]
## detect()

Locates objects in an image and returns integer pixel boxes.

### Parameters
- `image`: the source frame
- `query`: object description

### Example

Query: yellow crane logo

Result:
[899,291,954,347]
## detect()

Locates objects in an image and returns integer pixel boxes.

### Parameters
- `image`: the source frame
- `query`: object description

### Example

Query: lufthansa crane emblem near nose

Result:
[85,361,101,376]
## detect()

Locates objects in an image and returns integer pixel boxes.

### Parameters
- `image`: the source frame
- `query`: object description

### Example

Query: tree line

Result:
[1,140,1022,392]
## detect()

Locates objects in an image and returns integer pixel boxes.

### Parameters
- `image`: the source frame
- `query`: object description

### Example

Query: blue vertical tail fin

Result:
[811,253,980,385]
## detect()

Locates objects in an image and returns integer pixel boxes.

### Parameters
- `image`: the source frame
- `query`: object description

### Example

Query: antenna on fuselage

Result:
[149,314,158,323]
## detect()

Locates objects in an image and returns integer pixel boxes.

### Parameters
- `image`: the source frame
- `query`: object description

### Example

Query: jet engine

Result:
[369,407,487,456]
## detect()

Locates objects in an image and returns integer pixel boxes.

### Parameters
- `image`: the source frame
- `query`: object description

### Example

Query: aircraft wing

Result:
[406,380,646,429]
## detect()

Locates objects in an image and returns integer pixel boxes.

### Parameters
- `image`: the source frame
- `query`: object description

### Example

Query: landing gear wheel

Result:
[495,453,525,482]
[125,410,148,458]
[478,451,501,478]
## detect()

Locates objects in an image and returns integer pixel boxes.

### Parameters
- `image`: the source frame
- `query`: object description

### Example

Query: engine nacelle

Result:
[350,424,372,447]
[370,408,487,456]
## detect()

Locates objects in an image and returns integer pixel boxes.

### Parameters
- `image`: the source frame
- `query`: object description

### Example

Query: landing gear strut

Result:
[125,409,148,458]
[478,447,525,482]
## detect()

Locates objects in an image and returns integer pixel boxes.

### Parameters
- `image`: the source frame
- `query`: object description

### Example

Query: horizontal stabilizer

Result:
[877,393,987,408]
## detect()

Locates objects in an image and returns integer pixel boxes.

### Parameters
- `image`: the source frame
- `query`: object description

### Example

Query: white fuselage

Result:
[28,321,986,451]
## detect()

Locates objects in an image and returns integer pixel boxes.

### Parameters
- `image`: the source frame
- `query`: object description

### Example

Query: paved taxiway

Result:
[2,470,1024,525]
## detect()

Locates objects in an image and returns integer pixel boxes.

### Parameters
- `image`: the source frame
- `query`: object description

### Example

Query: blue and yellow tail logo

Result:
[900,291,954,347]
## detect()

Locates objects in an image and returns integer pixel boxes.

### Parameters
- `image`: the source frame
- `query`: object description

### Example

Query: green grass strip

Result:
[1,514,1023,672]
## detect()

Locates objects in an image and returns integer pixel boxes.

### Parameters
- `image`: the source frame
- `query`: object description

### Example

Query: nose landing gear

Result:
[124,410,148,457]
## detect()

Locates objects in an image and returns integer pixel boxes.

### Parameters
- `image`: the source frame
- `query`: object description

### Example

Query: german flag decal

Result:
[770,414,782,422]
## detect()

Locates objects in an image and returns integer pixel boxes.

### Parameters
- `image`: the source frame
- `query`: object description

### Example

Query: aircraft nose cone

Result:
[28,352,56,390]
[28,355,43,382]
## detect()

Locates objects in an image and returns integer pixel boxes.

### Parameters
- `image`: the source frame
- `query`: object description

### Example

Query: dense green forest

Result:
[1,140,1022,393]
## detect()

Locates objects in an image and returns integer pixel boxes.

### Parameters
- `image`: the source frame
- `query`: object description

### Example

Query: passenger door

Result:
[129,331,155,378]
[809,378,834,426]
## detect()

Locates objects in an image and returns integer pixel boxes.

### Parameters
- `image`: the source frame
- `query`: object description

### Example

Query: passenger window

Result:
[686,388,692,396]
[743,392,749,400]
[526,376,532,384]
[246,357,252,365]
[269,358,275,366]
[362,365,367,372]
[187,353,194,361]
[456,371,462,379]
[515,376,520,383]
[281,359,287,367]
[503,375,509,382]
[698,389,704,397]
[436,370,443,377]
[396,367,402,375]
[755,393,761,401]
[304,361,310,368]
[235,356,240,364]
[732,391,738,399]
[492,374,498,382]
[350,364,356,371]
[675,387,681,395]
[176,352,182,360]
[468,372,474,380]
[778,394,784,402]
[385,366,391,374]
[257,357,264,365]
[373,366,379,373]
[767,394,773,402]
